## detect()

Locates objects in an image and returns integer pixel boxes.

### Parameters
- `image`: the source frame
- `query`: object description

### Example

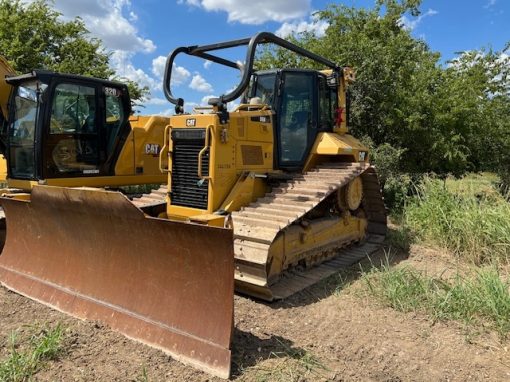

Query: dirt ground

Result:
[1,244,509,382]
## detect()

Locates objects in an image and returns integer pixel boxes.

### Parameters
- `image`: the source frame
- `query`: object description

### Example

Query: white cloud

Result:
[204,60,212,69]
[178,0,310,25]
[190,74,214,93]
[53,0,155,54]
[151,56,167,78]
[129,11,138,21]
[22,0,159,95]
[144,97,168,106]
[173,65,192,86]
[201,95,218,105]
[276,14,329,38]
[484,0,497,8]
[110,51,158,91]
[151,56,191,87]
[157,108,174,117]
[399,8,438,31]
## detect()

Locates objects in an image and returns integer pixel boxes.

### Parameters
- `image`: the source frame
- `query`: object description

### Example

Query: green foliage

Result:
[362,264,510,337]
[0,323,64,382]
[0,0,112,78]
[256,1,510,180]
[0,0,147,102]
[363,137,415,211]
[404,177,510,264]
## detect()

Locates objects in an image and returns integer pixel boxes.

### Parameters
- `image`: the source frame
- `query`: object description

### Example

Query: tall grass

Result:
[0,324,64,382]
[362,265,510,337]
[403,178,510,264]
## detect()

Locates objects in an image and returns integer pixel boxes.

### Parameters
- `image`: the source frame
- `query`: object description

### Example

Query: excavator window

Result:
[46,82,100,175]
[50,83,96,135]
[8,82,40,178]
[104,90,124,155]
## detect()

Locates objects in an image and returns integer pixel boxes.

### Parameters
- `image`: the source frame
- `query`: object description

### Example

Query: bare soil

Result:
[1,243,509,381]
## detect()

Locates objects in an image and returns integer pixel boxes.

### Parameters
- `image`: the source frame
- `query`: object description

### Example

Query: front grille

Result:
[171,128,209,209]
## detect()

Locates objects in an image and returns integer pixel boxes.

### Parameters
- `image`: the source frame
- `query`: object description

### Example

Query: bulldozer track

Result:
[232,163,387,301]
[130,185,168,214]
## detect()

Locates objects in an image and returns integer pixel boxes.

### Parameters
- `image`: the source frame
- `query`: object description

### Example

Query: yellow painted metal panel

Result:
[115,115,168,176]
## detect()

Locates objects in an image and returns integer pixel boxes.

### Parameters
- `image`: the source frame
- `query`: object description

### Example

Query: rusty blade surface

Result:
[0,186,234,379]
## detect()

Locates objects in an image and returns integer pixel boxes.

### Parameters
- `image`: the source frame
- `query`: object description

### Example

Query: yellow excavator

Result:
[0,32,386,379]
[0,56,13,181]
[0,61,167,189]
[0,58,169,244]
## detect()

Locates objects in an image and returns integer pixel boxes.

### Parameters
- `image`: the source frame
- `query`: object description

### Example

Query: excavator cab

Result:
[0,63,169,190]
[3,71,132,183]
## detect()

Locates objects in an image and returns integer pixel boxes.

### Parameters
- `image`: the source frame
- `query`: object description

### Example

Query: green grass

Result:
[0,324,65,382]
[134,366,150,382]
[362,264,510,337]
[444,172,499,197]
[252,339,328,382]
[403,176,510,264]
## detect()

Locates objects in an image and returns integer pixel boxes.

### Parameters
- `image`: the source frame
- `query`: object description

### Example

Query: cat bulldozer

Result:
[0,32,386,379]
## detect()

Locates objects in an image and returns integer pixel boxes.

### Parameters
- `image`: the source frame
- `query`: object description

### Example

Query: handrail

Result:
[158,124,172,173]
[197,125,212,179]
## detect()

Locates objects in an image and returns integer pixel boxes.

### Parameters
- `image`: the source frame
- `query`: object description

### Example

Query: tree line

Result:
[1,0,509,200]
[257,0,510,205]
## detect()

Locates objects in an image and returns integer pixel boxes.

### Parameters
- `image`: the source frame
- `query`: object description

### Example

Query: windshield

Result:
[10,83,41,141]
[8,81,42,178]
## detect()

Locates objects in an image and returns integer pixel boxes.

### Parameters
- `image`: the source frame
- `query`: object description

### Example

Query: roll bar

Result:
[163,31,341,109]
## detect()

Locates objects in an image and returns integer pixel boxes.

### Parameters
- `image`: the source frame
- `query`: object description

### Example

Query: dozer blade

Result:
[0,186,234,379]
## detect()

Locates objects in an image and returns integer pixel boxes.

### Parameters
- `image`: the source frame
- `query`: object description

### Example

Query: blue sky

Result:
[42,0,509,115]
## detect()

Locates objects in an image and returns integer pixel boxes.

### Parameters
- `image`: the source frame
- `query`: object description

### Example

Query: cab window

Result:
[249,73,276,106]
[318,75,337,130]
[50,83,96,134]
[104,87,125,155]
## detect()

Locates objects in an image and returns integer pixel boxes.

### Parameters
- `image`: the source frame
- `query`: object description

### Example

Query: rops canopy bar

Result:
[163,31,340,107]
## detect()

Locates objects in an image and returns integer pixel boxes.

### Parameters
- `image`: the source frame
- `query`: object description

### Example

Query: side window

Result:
[104,87,125,155]
[50,83,96,134]
[250,74,276,106]
[318,75,337,130]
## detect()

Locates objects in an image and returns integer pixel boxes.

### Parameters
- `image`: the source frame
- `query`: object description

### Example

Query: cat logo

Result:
[145,143,160,155]
[186,118,196,127]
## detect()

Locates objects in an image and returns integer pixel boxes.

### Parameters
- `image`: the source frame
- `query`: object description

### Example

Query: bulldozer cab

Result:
[247,69,338,169]
[3,71,131,181]
[163,32,345,174]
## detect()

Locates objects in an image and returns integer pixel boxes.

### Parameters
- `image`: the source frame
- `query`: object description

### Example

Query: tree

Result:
[256,0,510,178]
[0,0,112,77]
[0,0,148,104]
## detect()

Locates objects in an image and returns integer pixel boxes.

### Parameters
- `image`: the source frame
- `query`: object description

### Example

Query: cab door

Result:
[276,71,317,170]
[42,81,102,178]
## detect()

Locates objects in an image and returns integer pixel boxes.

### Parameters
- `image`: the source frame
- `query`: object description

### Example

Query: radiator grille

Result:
[171,128,209,210]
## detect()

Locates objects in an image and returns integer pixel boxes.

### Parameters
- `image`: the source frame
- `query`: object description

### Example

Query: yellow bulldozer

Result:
[0,32,386,379]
